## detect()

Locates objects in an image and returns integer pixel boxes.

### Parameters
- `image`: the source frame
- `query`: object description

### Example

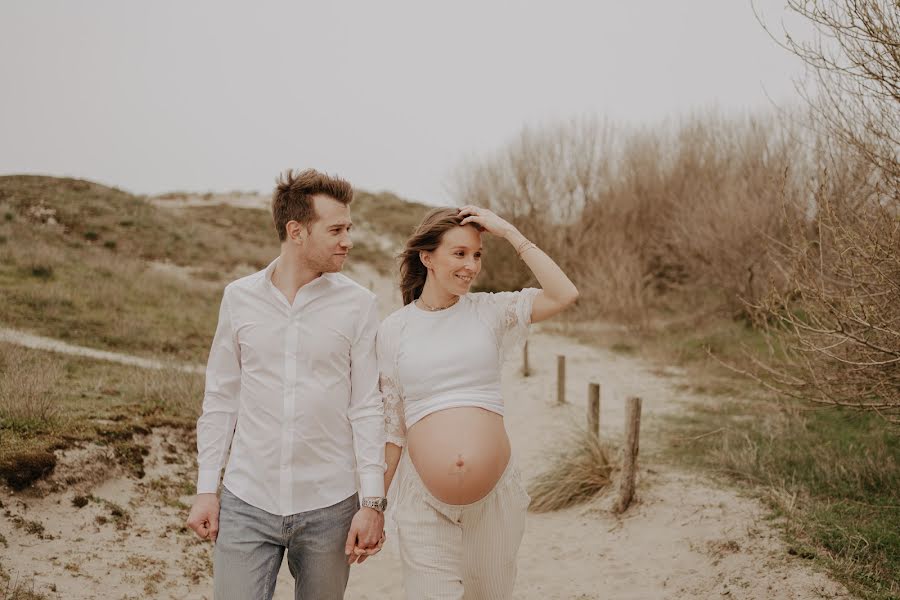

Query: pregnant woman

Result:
[377,205,578,599]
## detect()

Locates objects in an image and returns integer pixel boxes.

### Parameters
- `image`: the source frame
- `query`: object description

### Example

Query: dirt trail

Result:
[1,321,850,599]
[0,328,203,374]
[340,329,850,600]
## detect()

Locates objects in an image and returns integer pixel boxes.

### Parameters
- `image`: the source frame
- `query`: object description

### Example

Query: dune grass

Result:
[0,236,222,362]
[0,176,278,270]
[527,429,616,513]
[352,190,432,242]
[0,175,428,492]
[668,318,897,599]
[0,176,273,362]
[663,373,900,600]
[0,342,203,489]
[0,175,421,362]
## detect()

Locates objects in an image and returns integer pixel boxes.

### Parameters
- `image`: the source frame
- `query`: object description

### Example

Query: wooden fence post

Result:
[614,396,642,513]
[557,355,566,404]
[587,383,600,437]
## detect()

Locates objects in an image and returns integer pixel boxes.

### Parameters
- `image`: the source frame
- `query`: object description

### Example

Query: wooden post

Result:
[557,355,566,404]
[614,396,642,514]
[587,383,600,437]
[522,340,531,377]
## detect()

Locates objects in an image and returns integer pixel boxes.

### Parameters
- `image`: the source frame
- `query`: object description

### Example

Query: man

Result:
[186,169,387,599]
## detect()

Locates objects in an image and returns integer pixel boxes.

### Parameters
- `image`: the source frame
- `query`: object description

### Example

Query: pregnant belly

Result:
[406,407,511,505]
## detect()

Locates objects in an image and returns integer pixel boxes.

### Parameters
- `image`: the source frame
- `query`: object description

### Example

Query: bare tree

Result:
[749,0,900,421]
[453,113,809,324]
[759,0,899,187]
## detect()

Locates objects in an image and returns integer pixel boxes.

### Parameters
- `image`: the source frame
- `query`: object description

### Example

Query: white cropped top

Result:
[376,288,540,447]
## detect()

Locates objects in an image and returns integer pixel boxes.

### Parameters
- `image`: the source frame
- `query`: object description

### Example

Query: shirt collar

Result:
[263,257,335,296]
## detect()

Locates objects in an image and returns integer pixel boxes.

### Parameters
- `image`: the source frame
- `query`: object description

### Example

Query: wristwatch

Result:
[362,497,388,512]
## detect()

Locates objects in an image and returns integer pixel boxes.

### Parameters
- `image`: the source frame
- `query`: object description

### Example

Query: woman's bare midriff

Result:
[406,406,511,505]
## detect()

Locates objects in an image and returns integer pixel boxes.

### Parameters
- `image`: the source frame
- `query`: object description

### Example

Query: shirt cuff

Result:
[359,472,385,499]
[197,468,221,494]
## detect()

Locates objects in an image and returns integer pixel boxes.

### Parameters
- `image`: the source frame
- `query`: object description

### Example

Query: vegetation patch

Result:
[93,497,132,530]
[0,343,203,491]
[0,452,56,490]
[0,176,419,363]
[8,514,46,539]
[667,402,900,600]
[143,475,194,509]
[112,441,148,479]
[527,429,616,513]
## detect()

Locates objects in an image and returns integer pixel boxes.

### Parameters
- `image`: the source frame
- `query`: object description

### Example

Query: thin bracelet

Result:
[516,241,537,258]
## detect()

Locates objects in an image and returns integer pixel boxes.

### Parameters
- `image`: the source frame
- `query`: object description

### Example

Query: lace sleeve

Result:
[377,317,406,447]
[380,373,406,447]
[499,288,541,355]
[470,288,542,362]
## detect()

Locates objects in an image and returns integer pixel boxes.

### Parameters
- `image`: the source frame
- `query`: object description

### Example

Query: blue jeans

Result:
[214,487,358,600]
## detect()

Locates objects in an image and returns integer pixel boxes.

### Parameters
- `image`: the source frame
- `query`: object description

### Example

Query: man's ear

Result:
[419,250,432,270]
[286,220,305,245]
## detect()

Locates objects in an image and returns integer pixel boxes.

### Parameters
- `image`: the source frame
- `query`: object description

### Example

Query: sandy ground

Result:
[0,313,851,599]
[0,214,853,599]
[338,329,851,600]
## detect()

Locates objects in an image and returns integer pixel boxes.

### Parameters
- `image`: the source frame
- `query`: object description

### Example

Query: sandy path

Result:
[339,329,850,600]
[0,249,852,598]
[0,328,203,374]
[1,324,851,599]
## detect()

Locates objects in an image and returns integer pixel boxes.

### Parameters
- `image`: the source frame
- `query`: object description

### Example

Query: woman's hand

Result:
[458,205,517,239]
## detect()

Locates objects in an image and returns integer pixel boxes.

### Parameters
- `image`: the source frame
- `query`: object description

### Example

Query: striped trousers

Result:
[392,450,530,599]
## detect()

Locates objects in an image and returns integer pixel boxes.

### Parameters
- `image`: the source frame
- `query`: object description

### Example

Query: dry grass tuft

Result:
[0,566,50,600]
[1,585,49,600]
[527,429,617,513]
[133,367,205,422]
[0,345,62,425]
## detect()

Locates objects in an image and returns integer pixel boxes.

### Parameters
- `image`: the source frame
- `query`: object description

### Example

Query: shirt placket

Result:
[280,307,300,514]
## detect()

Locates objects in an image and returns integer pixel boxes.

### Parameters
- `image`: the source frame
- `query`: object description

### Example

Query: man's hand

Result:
[344,507,385,565]
[186,493,220,542]
[352,530,386,565]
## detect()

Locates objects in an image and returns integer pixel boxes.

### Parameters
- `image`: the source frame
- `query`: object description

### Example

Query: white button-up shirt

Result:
[196,258,385,516]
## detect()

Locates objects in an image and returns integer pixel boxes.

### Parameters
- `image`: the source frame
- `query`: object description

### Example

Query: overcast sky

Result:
[0,1,811,205]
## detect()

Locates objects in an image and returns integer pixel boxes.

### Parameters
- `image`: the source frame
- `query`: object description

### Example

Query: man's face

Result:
[301,194,353,273]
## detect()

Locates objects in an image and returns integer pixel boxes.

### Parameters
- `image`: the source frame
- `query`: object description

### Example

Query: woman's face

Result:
[424,225,483,296]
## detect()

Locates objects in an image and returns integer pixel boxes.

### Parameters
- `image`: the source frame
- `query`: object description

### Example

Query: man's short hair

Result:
[272,169,353,241]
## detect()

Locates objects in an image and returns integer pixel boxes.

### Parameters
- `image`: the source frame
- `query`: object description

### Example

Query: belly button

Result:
[449,454,467,486]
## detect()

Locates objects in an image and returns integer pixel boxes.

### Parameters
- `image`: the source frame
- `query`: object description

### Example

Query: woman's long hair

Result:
[399,207,468,305]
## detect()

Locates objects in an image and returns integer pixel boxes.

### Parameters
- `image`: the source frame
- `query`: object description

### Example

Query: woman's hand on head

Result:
[458,206,516,239]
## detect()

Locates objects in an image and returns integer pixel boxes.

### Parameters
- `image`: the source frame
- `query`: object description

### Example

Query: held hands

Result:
[344,507,386,565]
[458,206,518,239]
[186,493,220,542]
